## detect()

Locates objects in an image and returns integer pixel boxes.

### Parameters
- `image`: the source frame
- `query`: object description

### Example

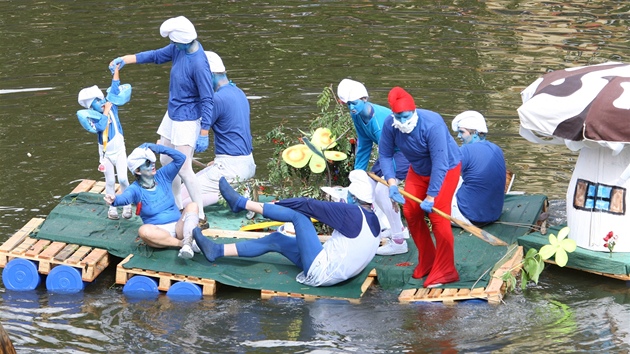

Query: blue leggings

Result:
[236,203,323,273]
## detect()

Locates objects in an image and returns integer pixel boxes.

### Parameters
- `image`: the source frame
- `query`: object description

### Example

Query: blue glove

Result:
[420,199,434,213]
[195,135,209,153]
[389,185,405,204]
[109,57,125,75]
[138,142,153,150]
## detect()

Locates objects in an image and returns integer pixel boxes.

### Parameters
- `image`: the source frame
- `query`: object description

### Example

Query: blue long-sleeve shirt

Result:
[135,43,214,130]
[211,83,253,156]
[112,144,185,225]
[456,141,506,223]
[379,108,461,197]
[352,103,410,180]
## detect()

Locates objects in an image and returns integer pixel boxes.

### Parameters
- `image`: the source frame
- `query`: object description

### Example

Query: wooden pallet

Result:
[260,269,377,303]
[398,246,524,304]
[115,255,216,296]
[0,218,109,282]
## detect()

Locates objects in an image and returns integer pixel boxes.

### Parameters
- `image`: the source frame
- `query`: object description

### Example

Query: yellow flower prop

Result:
[282,128,347,173]
[538,227,576,267]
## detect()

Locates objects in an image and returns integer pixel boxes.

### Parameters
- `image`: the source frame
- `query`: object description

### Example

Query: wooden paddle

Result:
[368,172,507,246]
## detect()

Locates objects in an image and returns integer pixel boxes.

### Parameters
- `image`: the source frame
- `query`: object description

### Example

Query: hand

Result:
[388,185,405,204]
[104,194,115,205]
[195,135,209,153]
[420,199,434,213]
[139,142,153,150]
[109,57,125,74]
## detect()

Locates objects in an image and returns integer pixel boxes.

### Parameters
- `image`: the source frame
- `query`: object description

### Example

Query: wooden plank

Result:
[204,228,331,242]
[116,255,134,284]
[71,179,97,193]
[88,181,107,194]
[12,238,37,256]
[486,246,523,298]
[65,246,92,265]
[54,244,80,261]
[38,242,67,260]
[25,239,51,258]
[0,218,45,253]
[80,249,110,281]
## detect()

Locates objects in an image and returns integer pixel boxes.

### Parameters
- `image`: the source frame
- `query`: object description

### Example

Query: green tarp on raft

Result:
[34,192,547,298]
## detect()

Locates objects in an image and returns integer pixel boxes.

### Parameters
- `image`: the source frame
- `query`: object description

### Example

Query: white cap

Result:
[452,110,488,133]
[127,147,157,173]
[205,51,226,73]
[321,186,349,203]
[337,78,368,103]
[78,85,104,109]
[159,16,197,44]
[347,169,374,203]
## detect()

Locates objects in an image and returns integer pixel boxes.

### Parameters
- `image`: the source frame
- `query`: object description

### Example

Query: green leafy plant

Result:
[255,85,355,201]
[502,226,574,291]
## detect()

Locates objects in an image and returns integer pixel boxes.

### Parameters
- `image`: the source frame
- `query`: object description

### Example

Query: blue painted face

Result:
[347,99,366,116]
[393,110,414,123]
[90,98,106,113]
[346,191,358,205]
[173,41,192,51]
[457,128,480,145]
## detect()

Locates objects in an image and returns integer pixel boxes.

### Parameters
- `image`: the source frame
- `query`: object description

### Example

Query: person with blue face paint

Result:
[193,170,381,287]
[450,111,506,225]
[337,79,410,256]
[104,143,202,260]
[181,51,256,208]
[379,87,462,288]
[107,16,213,229]
[77,64,131,220]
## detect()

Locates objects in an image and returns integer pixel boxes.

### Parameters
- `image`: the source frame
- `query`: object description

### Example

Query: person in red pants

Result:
[378,86,462,288]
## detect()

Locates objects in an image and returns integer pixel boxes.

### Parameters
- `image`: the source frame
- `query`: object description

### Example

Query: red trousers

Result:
[404,164,461,287]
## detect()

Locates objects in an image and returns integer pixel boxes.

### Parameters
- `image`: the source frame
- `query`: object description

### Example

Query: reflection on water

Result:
[0,0,629,352]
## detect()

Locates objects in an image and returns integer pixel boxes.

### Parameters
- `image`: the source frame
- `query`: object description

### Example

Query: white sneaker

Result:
[122,205,133,219]
[178,244,194,259]
[191,240,201,253]
[376,238,408,256]
[107,207,119,220]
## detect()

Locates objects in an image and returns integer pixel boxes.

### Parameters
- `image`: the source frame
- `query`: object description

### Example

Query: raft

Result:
[519,225,630,281]
[0,179,550,303]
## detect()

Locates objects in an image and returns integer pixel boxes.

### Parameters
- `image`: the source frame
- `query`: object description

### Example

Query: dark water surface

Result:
[1,1,629,352]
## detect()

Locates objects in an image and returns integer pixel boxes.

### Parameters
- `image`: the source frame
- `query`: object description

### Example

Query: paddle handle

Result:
[367,172,507,247]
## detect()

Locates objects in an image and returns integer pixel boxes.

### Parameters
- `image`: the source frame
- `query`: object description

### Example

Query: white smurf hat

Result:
[205,51,226,73]
[78,85,104,109]
[347,169,374,204]
[321,186,349,203]
[127,147,157,173]
[337,78,368,103]
[160,16,197,43]
[452,110,488,133]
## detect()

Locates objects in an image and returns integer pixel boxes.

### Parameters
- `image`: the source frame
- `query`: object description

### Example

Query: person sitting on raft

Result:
[451,110,506,226]
[192,170,381,287]
[104,143,201,259]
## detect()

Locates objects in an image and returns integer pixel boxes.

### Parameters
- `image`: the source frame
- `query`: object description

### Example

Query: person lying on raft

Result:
[192,170,381,287]
[104,143,201,259]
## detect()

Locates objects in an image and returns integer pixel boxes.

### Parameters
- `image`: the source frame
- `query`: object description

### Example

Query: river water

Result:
[0,1,629,352]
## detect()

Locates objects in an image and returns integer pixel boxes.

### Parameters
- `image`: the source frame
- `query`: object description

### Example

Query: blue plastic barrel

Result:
[166,282,202,300]
[46,265,84,293]
[2,259,41,291]
[123,275,159,298]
